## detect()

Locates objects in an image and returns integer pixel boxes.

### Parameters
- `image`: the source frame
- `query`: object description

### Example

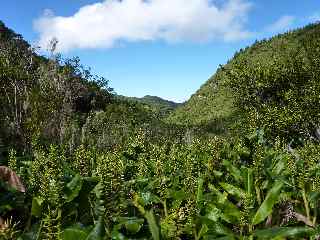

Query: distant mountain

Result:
[117,95,183,117]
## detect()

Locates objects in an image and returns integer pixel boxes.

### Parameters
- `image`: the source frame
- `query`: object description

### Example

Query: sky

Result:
[1,0,320,102]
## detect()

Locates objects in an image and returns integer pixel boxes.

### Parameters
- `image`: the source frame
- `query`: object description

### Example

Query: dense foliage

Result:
[3,132,320,239]
[117,95,182,118]
[0,21,113,152]
[168,23,320,141]
[224,23,320,140]
[1,21,320,240]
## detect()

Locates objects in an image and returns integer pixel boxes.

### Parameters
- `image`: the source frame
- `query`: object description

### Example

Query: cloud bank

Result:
[34,0,253,52]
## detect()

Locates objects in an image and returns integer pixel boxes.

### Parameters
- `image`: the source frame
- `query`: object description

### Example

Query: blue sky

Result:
[1,0,320,102]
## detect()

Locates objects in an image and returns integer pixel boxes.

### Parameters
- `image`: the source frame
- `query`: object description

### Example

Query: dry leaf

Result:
[0,166,25,193]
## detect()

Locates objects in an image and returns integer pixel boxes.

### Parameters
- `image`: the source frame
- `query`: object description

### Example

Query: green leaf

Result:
[309,191,320,208]
[111,230,127,240]
[64,174,83,203]
[201,219,235,237]
[206,206,222,222]
[252,181,283,225]
[213,170,223,178]
[271,156,287,175]
[78,177,99,221]
[61,227,88,240]
[86,217,106,240]
[197,177,204,205]
[31,197,44,217]
[243,167,253,195]
[223,160,242,182]
[145,210,160,240]
[219,203,241,224]
[197,224,209,240]
[120,217,144,234]
[254,226,314,239]
[220,182,245,199]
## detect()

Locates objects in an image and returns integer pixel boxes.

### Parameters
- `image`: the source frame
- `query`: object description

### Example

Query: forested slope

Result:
[0,21,182,155]
[0,20,114,152]
[168,22,320,140]
[116,95,182,117]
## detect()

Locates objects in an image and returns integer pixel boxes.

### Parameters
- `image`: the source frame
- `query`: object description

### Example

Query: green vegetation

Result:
[116,95,182,118]
[1,20,320,240]
[167,68,235,127]
[167,23,320,140]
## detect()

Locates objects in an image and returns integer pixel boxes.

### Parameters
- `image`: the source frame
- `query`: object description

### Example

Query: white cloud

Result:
[34,0,253,52]
[267,15,295,33]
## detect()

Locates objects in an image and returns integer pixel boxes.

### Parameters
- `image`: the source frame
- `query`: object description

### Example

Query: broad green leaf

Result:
[271,156,287,175]
[86,217,106,240]
[216,237,236,240]
[64,174,83,203]
[208,184,228,204]
[117,217,144,234]
[170,189,186,201]
[220,182,245,199]
[309,191,320,208]
[223,160,242,182]
[219,202,241,224]
[125,221,143,234]
[197,224,209,240]
[78,177,99,221]
[145,210,160,240]
[206,206,221,222]
[252,181,283,225]
[31,197,43,217]
[61,227,88,240]
[201,220,235,237]
[208,185,240,224]
[254,226,314,239]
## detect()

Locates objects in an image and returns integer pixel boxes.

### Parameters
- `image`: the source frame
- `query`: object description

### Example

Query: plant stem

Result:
[302,189,310,221]
[313,204,317,225]
[163,200,168,218]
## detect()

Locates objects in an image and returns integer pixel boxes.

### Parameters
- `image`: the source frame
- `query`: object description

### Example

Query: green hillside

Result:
[168,22,320,139]
[166,67,236,134]
[116,94,182,117]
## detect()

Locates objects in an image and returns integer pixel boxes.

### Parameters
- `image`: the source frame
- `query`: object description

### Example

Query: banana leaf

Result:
[253,226,314,239]
[252,181,283,225]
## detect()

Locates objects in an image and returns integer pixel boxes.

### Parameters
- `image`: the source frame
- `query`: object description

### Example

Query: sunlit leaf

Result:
[253,181,283,225]
[31,197,43,217]
[254,226,314,239]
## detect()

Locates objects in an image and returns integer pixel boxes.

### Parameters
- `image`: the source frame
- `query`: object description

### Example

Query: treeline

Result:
[0,21,113,152]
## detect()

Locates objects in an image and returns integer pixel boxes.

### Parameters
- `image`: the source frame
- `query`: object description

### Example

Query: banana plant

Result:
[195,155,315,239]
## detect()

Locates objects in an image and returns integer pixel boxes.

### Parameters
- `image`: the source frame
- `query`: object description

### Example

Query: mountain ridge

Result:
[116,94,183,117]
